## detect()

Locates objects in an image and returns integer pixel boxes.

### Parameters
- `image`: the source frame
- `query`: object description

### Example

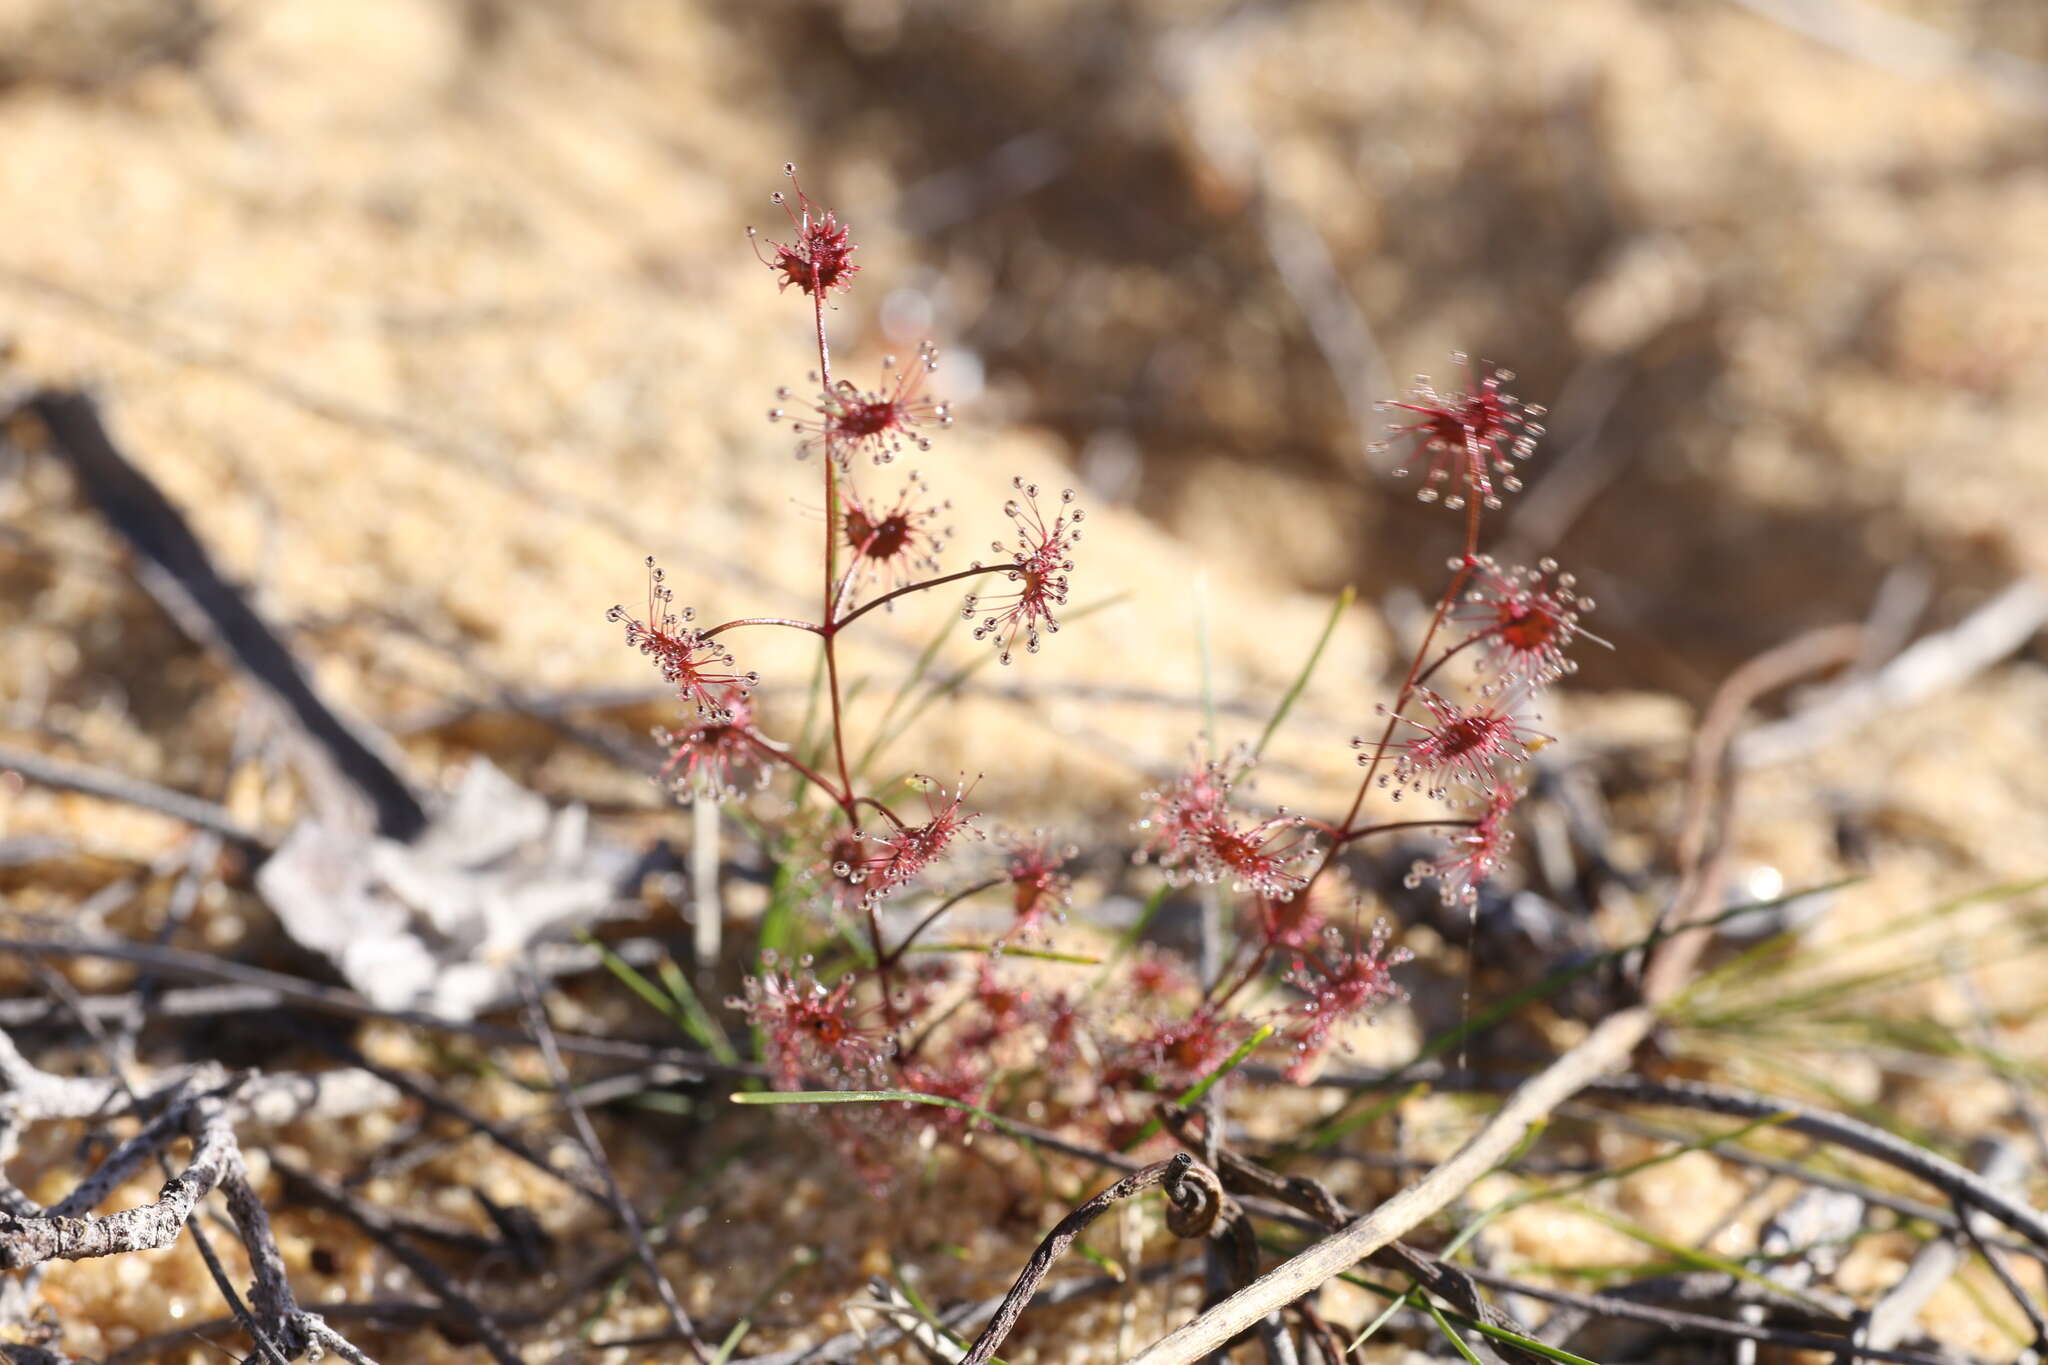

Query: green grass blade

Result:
[1954,1257,2028,1345]
[1070,1238,1125,1282]
[1423,1293,1487,1364]
[1457,1315,1603,1364]
[656,953,739,1064]
[885,1263,1003,1364]
[853,604,961,778]
[1714,877,2048,1005]
[1565,1200,1835,1312]
[1087,883,1171,999]
[1121,1023,1277,1151]
[1282,1081,1428,1165]
[731,1088,1038,1146]
[1249,585,1353,766]
[1345,1286,1414,1352]
[1298,880,1858,1152]
[582,935,732,1058]
[861,591,1132,768]
[1302,953,1608,1150]
[1290,1252,1611,1365]
[587,937,687,1029]
[792,642,830,805]
[1440,1111,1792,1262]
[755,846,807,966]
[1334,1272,1604,1365]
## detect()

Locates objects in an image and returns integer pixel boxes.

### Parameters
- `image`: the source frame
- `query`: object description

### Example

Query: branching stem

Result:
[700,616,822,639]
[834,562,1014,632]
[744,733,852,816]
[882,878,1003,970]
[1311,498,1486,910]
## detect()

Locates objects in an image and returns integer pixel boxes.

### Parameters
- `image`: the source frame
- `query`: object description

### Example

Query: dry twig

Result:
[23,387,426,840]
[0,1027,382,1362]
[517,970,709,1364]
[1121,624,1869,1365]
[0,743,265,851]
[1306,1068,2048,1260]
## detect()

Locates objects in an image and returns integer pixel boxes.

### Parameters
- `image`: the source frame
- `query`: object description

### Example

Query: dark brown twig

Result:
[305,1034,613,1209]
[1950,1195,2048,1350]
[959,1154,1212,1365]
[1579,1077,2048,1256]
[1300,1067,2048,1259]
[0,928,765,1080]
[1560,1103,2042,1263]
[517,970,709,1364]
[25,387,426,840]
[722,1264,1177,1365]
[270,1158,499,1257]
[1156,1102,1549,1365]
[1454,1266,1980,1365]
[269,1159,522,1365]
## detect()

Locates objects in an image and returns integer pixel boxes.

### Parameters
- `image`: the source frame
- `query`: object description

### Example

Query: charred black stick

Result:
[25,388,426,841]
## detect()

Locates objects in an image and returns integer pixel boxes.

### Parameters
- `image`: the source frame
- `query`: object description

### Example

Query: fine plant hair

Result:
[609,164,1602,1172]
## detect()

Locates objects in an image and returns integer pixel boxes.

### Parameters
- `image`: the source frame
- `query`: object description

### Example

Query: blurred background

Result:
[7,0,2048,987]
[4,0,2046,741]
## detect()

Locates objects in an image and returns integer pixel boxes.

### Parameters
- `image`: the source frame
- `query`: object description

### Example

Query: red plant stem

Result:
[743,733,851,815]
[815,296,887,1027]
[1409,629,1484,692]
[1207,941,1266,1013]
[1332,817,1477,849]
[881,877,1003,970]
[821,628,856,817]
[833,562,1014,632]
[894,987,968,1064]
[699,615,823,639]
[809,265,857,818]
[1294,815,1471,842]
[1211,501,1490,1013]
[865,900,898,1027]
[854,795,908,829]
[1316,497,1487,891]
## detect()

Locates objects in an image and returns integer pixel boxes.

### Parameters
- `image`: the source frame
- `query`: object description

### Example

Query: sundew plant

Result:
[607,165,1601,1175]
